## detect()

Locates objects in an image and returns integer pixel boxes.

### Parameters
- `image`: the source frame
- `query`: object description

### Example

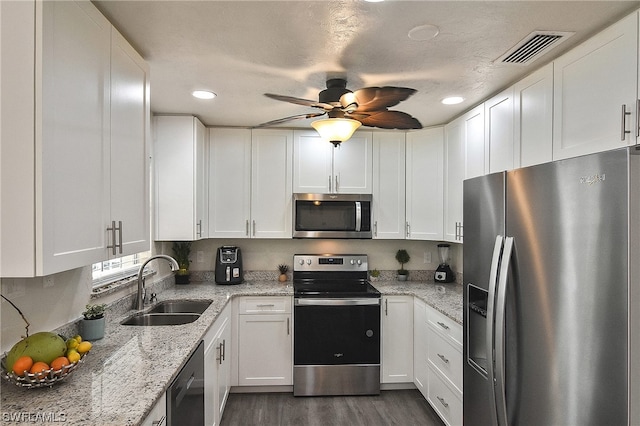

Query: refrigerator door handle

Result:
[486,235,504,425]
[494,236,514,426]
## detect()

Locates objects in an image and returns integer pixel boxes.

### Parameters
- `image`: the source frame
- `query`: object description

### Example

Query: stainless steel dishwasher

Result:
[167,340,204,426]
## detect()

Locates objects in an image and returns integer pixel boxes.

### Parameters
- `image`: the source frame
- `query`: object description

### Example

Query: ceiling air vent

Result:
[496,31,574,65]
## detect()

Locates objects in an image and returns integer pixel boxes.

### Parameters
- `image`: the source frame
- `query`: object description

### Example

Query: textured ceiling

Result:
[93,0,640,129]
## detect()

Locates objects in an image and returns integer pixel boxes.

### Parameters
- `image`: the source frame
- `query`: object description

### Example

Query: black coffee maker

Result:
[215,246,243,284]
[435,243,455,283]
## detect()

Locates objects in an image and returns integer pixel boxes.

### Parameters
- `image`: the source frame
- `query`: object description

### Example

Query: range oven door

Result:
[293,297,381,396]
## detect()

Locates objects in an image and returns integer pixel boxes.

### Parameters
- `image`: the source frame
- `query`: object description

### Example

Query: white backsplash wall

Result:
[167,239,463,275]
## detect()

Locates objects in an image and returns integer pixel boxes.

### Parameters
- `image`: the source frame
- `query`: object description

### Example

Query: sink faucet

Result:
[136,255,179,310]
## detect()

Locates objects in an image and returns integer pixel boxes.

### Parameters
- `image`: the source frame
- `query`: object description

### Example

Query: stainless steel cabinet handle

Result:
[152,416,166,426]
[328,175,332,193]
[245,220,249,236]
[622,104,631,141]
[107,220,123,255]
[636,99,640,137]
[335,175,339,193]
[437,353,449,364]
[216,343,222,364]
[222,339,226,362]
[385,299,388,316]
[257,304,275,307]
[117,221,123,254]
[196,219,202,237]
[437,396,449,408]
[374,221,378,237]
[252,220,256,236]
[287,317,290,335]
[406,222,410,237]
[437,321,449,330]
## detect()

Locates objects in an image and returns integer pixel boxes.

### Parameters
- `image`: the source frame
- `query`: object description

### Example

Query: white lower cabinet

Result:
[236,296,293,386]
[381,295,414,383]
[204,303,232,426]
[413,297,428,398]
[141,392,166,426]
[426,304,463,426]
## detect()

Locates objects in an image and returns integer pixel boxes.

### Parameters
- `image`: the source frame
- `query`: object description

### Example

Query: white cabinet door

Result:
[204,304,231,426]
[110,28,150,255]
[216,316,232,426]
[444,104,485,243]
[485,88,515,173]
[140,393,166,426]
[381,295,414,383]
[332,131,373,194]
[237,313,292,386]
[155,115,207,241]
[553,12,638,159]
[514,63,553,168]
[413,297,428,399]
[208,128,252,238]
[372,132,405,239]
[293,130,372,194]
[251,129,293,239]
[406,128,444,241]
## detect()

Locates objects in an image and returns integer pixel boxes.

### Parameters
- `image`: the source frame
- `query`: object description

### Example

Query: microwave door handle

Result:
[355,201,362,231]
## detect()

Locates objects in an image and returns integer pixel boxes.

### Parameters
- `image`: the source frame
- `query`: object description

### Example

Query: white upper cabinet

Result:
[251,129,293,239]
[154,115,208,241]
[208,128,252,238]
[1,0,149,277]
[293,130,373,194]
[372,132,406,239]
[208,128,293,239]
[444,104,485,243]
[513,63,553,168]
[553,12,638,159]
[485,88,515,173]
[406,128,444,241]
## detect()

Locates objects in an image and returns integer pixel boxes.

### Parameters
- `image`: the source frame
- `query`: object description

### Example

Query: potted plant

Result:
[172,241,192,284]
[277,264,289,282]
[370,269,380,281]
[80,303,106,341]
[395,249,411,281]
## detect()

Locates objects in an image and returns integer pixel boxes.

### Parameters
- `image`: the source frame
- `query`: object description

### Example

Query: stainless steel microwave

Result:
[293,193,372,239]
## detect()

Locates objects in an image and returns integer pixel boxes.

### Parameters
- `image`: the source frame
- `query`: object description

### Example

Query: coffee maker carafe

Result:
[435,243,454,283]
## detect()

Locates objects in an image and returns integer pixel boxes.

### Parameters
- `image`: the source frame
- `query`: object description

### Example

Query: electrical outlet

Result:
[43,276,55,288]
[197,251,204,263]
[424,251,432,264]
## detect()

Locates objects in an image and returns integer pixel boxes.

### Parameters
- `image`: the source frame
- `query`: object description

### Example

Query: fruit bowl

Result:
[0,352,87,389]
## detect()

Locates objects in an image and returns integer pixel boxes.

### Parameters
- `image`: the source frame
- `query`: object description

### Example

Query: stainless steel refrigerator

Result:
[463,147,640,426]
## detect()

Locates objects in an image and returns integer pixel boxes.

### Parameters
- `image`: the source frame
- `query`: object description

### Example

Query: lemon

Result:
[73,335,82,343]
[66,338,79,350]
[77,341,92,354]
[66,349,81,364]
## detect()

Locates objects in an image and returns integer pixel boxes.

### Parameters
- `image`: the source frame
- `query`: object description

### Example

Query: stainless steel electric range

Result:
[293,254,381,396]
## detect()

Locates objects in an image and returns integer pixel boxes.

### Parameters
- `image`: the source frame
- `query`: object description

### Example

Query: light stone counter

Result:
[1,279,461,425]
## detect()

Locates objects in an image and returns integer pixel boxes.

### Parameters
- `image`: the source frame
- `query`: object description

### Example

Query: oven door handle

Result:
[295,298,380,306]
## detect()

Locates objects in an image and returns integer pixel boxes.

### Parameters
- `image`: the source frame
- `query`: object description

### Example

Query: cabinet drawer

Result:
[428,324,462,392]
[427,306,462,347]
[427,365,462,426]
[238,296,291,314]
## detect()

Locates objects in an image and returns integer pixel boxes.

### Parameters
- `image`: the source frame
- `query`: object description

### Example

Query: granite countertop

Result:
[1,279,461,425]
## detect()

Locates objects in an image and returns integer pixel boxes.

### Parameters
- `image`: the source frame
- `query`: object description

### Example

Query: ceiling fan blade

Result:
[264,93,335,110]
[352,87,417,112]
[255,112,327,128]
[348,110,422,130]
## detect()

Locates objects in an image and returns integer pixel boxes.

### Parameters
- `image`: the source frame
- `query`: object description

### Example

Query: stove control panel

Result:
[293,254,368,272]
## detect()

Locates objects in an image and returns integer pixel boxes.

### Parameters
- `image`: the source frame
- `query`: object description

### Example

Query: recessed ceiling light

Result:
[442,96,464,105]
[192,90,216,100]
[408,24,440,41]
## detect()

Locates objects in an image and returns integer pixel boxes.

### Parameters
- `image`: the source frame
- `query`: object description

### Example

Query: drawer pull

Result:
[257,304,275,308]
[152,415,166,426]
[437,321,450,330]
[437,396,449,408]
[437,353,449,364]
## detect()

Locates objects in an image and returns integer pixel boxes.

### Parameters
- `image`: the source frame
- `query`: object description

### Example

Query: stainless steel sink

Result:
[121,312,201,326]
[147,299,212,314]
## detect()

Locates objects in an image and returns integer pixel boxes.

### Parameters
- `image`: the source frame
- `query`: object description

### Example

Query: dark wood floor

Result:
[220,389,446,426]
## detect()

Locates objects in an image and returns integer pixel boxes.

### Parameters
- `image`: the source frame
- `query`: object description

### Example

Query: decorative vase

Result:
[80,317,105,341]
[175,273,191,285]
[397,273,408,282]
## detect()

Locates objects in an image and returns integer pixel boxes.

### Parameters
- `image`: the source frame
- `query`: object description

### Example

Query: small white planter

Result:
[80,317,105,341]
[397,274,408,281]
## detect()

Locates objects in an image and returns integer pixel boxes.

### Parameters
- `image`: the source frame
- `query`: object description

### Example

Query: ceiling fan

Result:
[257,78,423,139]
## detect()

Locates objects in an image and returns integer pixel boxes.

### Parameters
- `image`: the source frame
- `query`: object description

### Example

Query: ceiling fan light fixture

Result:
[311,118,362,147]
[192,90,216,99]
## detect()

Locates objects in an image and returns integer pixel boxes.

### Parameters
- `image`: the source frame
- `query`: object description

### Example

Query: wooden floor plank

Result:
[220,390,446,426]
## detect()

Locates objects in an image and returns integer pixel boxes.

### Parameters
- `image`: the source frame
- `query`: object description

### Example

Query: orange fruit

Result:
[11,356,34,376]
[29,361,50,379]
[50,356,70,372]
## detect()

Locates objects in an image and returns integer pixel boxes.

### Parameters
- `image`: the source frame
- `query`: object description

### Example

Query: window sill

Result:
[90,269,156,300]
